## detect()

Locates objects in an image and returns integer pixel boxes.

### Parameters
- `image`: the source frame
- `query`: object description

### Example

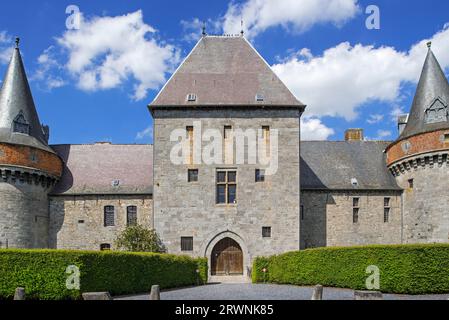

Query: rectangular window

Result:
[181,237,193,251]
[384,208,390,223]
[408,179,414,189]
[353,197,360,207]
[255,169,265,182]
[353,208,359,224]
[300,205,305,221]
[444,133,449,143]
[104,206,115,227]
[216,170,237,205]
[224,126,233,164]
[188,169,199,182]
[224,126,233,139]
[100,244,111,251]
[186,126,194,165]
[384,197,391,207]
[127,206,138,226]
[262,126,270,158]
[262,227,272,238]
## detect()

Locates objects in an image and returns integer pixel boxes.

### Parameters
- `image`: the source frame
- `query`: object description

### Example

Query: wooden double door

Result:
[211,238,243,275]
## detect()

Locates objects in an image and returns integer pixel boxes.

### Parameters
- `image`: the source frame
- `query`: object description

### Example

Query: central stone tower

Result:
[0,40,63,248]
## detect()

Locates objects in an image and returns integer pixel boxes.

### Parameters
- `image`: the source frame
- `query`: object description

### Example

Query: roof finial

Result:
[15,37,20,48]
[427,41,432,49]
[240,19,244,36]
[202,21,207,37]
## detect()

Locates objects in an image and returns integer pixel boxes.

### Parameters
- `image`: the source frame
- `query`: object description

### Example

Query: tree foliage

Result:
[115,225,166,253]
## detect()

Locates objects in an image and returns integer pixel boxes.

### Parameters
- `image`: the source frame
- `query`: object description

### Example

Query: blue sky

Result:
[0,0,448,144]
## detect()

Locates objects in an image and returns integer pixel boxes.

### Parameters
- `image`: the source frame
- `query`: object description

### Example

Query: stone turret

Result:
[386,43,449,244]
[0,39,63,248]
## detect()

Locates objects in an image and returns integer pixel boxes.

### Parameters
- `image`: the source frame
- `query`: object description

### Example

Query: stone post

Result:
[14,287,25,300]
[354,291,383,300]
[149,285,161,300]
[82,292,113,300]
[311,285,323,300]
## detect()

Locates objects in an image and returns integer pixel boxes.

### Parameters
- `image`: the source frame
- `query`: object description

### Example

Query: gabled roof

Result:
[301,141,401,191]
[0,46,54,153]
[399,45,449,140]
[51,144,153,195]
[150,36,304,108]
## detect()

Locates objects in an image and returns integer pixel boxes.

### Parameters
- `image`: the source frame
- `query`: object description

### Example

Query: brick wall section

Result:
[301,190,403,249]
[152,108,301,277]
[48,195,153,250]
[0,143,63,177]
[386,130,449,165]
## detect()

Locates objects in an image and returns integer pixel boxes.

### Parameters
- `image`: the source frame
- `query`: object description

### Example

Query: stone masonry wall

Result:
[301,190,403,248]
[153,108,301,277]
[49,195,153,250]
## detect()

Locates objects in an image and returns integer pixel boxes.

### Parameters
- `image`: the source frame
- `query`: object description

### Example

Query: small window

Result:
[351,178,359,187]
[353,208,359,224]
[262,227,271,238]
[408,179,414,189]
[255,169,265,182]
[100,244,111,251]
[186,126,194,165]
[300,205,305,221]
[256,94,264,102]
[188,169,199,182]
[353,197,360,208]
[78,220,85,224]
[384,197,391,208]
[224,126,233,139]
[384,208,390,223]
[104,206,115,227]
[187,94,197,102]
[127,206,138,226]
[444,133,449,143]
[181,237,193,251]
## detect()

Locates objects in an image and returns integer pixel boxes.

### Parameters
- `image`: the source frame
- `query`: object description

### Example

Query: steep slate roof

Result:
[399,45,449,140]
[151,36,304,107]
[301,141,401,191]
[51,144,153,195]
[0,45,54,153]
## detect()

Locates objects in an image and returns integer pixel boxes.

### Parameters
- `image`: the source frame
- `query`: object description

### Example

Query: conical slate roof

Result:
[151,36,304,107]
[0,45,54,153]
[399,45,449,140]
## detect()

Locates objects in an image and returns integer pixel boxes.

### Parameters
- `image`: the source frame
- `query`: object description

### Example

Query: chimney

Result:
[398,114,409,136]
[345,129,364,142]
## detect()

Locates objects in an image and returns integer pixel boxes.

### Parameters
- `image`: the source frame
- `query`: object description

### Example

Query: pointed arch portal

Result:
[211,237,243,276]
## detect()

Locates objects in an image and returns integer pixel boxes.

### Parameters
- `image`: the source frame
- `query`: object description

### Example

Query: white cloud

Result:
[136,126,153,140]
[54,10,179,100]
[367,114,384,124]
[222,0,359,39]
[366,129,392,141]
[272,24,449,121]
[31,46,66,90]
[301,118,335,141]
[181,18,221,43]
[0,31,13,64]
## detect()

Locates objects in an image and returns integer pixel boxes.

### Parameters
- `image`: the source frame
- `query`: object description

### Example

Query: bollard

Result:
[14,287,25,300]
[82,292,113,300]
[311,285,323,300]
[149,285,160,300]
[354,290,383,300]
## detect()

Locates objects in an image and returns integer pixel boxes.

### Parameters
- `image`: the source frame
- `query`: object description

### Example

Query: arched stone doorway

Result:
[211,237,243,276]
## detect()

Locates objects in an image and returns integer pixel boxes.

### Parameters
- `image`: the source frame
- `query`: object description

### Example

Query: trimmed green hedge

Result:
[0,249,207,300]
[253,244,449,294]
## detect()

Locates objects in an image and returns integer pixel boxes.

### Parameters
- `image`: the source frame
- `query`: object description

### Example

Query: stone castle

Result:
[0,36,448,280]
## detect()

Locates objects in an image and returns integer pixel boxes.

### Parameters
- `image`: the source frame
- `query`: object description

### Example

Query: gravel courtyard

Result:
[115,284,449,300]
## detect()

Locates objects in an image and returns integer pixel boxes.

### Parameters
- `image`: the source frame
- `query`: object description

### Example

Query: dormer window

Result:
[13,112,29,135]
[351,178,359,188]
[187,94,197,102]
[425,97,447,124]
[256,94,264,102]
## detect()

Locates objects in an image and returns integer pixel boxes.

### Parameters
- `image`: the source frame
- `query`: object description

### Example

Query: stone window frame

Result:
[352,197,360,224]
[186,126,194,165]
[262,226,272,238]
[255,169,265,182]
[188,169,199,183]
[126,206,138,227]
[181,237,193,251]
[384,197,391,223]
[216,169,237,205]
[12,111,30,135]
[104,205,115,227]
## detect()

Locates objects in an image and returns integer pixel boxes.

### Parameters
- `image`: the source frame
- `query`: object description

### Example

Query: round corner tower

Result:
[0,40,62,249]
[386,43,449,244]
